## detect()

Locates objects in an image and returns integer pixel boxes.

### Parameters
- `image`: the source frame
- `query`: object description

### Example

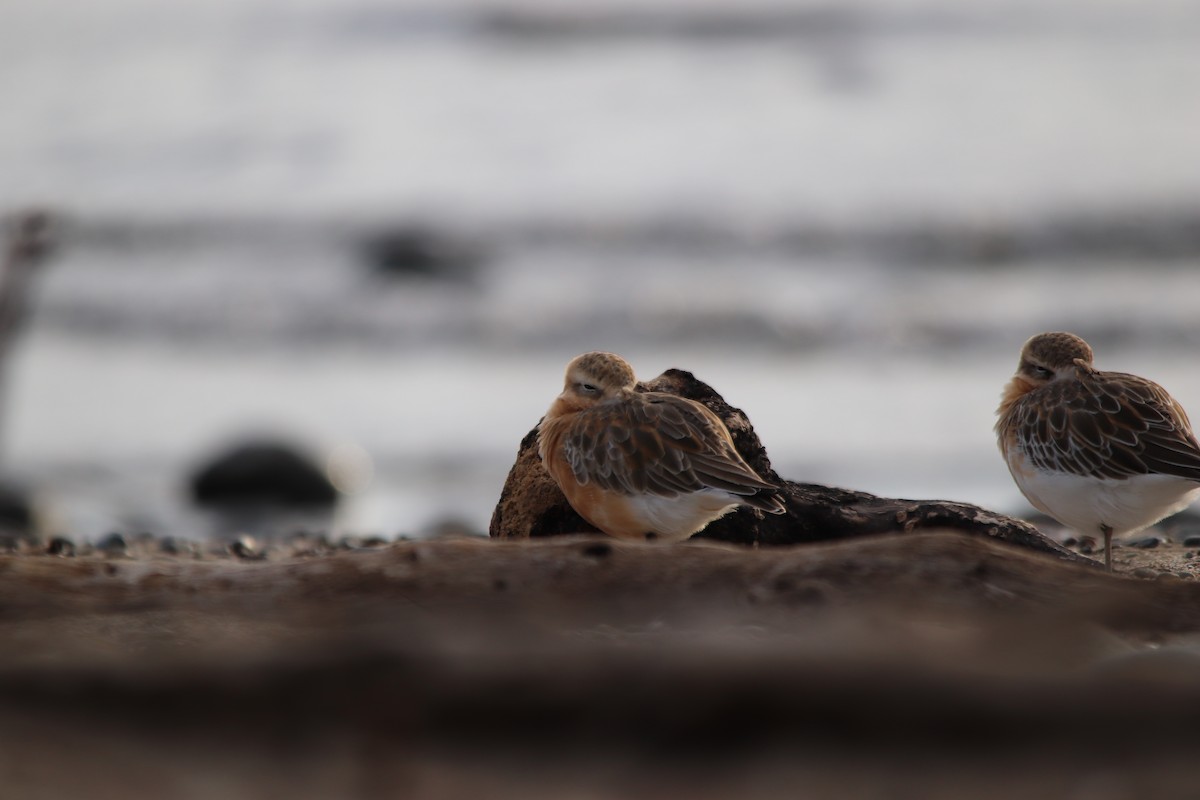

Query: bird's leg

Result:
[1101,524,1113,572]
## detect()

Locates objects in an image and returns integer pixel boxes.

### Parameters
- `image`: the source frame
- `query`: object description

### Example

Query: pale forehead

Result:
[566,351,636,385]
[1021,332,1094,366]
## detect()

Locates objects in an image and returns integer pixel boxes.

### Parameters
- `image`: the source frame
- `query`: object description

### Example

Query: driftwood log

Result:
[0,532,1197,798]
[491,367,1088,564]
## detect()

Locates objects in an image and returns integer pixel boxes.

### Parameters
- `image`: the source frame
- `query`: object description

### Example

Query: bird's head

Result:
[556,351,637,412]
[1016,331,1095,386]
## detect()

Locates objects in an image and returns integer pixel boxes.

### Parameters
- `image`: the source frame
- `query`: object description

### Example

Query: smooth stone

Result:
[190,441,337,508]
[1127,535,1164,549]
[96,533,128,557]
[229,535,263,560]
[46,536,75,557]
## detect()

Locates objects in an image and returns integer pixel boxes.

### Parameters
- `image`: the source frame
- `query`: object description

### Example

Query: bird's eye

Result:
[578,383,599,395]
[1033,365,1053,378]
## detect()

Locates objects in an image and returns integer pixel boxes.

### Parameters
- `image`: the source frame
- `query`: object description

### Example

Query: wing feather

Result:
[1015,370,1200,481]
[562,392,780,504]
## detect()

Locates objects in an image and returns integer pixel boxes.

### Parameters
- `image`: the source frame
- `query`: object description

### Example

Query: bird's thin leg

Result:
[1101,524,1113,572]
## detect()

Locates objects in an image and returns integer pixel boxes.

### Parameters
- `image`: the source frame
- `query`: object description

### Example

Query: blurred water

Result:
[3,0,1200,539]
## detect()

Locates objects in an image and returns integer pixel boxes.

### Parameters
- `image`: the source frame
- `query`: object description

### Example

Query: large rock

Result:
[190,440,337,508]
[357,225,481,279]
[490,367,1086,562]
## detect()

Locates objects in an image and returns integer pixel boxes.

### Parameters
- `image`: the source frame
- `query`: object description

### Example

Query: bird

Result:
[537,351,786,542]
[995,331,1200,571]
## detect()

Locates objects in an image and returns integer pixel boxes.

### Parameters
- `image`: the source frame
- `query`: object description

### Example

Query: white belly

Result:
[624,490,742,542]
[1012,467,1200,537]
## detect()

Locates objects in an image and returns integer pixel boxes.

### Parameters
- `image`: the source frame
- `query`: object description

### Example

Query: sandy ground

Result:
[2,530,1200,799]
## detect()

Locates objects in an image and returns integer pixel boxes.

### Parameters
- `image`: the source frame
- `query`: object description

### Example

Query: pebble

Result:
[1182,535,1200,548]
[96,533,127,558]
[160,537,201,557]
[46,536,75,557]
[229,535,264,560]
[1131,567,1159,579]
[1127,535,1164,550]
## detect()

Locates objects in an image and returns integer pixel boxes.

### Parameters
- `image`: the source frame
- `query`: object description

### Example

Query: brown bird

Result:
[537,352,786,541]
[996,331,1200,570]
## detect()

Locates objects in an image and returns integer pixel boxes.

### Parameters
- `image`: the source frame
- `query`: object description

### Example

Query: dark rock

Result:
[97,533,127,558]
[190,441,337,508]
[0,482,34,535]
[46,536,75,557]
[358,226,481,279]
[1183,536,1200,548]
[490,367,1088,564]
[1127,535,1164,550]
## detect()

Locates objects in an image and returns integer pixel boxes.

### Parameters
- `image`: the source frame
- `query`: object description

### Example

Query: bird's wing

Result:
[561,393,779,500]
[1016,370,1200,481]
